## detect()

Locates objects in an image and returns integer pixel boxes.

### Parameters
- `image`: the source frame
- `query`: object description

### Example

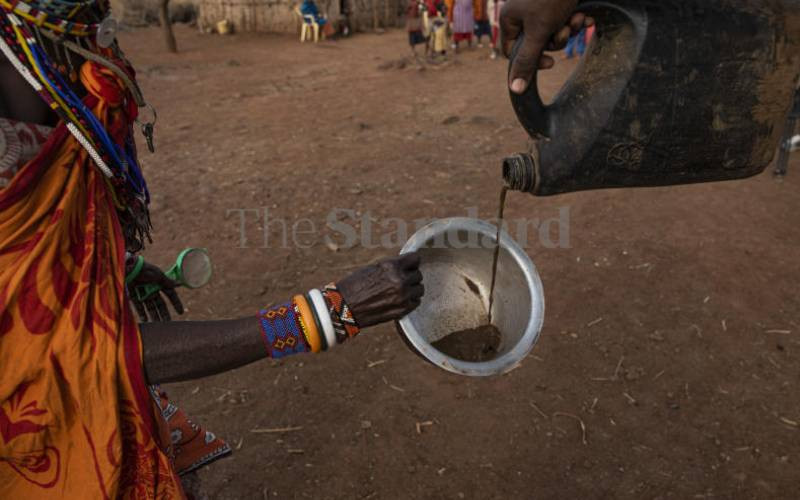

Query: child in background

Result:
[424,0,440,18]
[406,0,428,59]
[448,0,474,51]
[487,0,505,59]
[427,0,449,56]
[473,0,491,48]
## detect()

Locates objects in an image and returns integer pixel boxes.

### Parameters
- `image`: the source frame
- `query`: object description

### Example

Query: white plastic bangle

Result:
[309,288,336,350]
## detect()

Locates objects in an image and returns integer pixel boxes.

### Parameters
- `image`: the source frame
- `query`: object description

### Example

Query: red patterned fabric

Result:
[0,62,184,497]
[0,118,52,188]
[152,389,231,475]
[1,94,228,500]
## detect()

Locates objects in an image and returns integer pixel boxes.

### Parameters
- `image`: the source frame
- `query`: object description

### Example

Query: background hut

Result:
[110,0,197,26]
[195,0,404,34]
[109,0,404,35]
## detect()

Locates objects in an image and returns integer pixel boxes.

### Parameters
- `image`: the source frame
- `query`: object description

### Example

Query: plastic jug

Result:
[504,0,800,195]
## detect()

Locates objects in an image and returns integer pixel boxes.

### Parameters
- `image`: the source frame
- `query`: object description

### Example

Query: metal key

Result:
[142,122,155,153]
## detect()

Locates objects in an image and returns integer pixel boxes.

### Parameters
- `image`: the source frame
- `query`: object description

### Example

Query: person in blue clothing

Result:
[300,0,335,36]
[565,28,586,58]
[300,0,326,24]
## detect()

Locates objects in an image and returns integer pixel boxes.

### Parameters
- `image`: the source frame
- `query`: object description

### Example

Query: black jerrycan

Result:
[504,0,800,196]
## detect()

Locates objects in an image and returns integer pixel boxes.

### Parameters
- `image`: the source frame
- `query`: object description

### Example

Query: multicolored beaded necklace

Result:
[0,0,156,250]
[0,0,99,35]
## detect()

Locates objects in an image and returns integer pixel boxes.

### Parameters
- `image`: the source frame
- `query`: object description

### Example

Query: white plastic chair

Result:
[294,6,320,43]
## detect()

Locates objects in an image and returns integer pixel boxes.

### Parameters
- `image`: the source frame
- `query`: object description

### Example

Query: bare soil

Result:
[120,26,800,499]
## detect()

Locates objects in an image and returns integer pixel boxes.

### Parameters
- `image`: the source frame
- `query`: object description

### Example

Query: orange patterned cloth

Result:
[0,62,184,498]
[473,0,487,21]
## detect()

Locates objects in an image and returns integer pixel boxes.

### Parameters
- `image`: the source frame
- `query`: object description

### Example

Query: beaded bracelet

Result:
[321,283,360,343]
[257,302,311,359]
[257,285,360,358]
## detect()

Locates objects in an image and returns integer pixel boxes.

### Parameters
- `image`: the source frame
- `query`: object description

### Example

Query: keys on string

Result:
[142,122,155,153]
[138,104,158,153]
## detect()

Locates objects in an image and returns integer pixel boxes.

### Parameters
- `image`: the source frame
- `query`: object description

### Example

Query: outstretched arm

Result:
[140,316,264,384]
[140,253,423,384]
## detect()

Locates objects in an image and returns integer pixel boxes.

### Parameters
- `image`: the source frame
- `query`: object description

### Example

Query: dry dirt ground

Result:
[119,25,800,499]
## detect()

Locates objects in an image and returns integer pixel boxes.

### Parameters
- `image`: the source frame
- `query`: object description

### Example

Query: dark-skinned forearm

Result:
[140,317,268,384]
[138,254,422,385]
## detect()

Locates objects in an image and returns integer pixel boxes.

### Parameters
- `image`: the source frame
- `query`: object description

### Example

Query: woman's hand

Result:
[500,0,593,93]
[127,259,184,322]
[336,252,424,328]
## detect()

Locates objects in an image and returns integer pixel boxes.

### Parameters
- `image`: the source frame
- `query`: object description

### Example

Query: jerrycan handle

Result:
[508,1,647,140]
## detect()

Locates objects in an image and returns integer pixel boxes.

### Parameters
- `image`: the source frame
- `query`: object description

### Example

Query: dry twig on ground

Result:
[416,421,434,434]
[251,426,304,434]
[553,412,588,445]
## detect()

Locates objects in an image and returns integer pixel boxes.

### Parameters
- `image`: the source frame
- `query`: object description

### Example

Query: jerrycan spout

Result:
[502,153,537,193]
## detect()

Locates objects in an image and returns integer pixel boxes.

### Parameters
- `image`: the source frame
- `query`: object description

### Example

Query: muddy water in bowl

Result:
[431,324,502,362]
[398,218,545,376]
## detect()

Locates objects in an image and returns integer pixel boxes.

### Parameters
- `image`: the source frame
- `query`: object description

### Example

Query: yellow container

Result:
[216,19,231,35]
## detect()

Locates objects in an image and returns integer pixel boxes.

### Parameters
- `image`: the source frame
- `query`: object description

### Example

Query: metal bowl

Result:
[398,217,545,377]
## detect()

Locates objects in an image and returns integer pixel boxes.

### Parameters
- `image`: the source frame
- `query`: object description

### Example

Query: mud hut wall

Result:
[345,0,404,31]
[197,0,403,33]
[111,0,403,32]
[196,0,292,32]
[111,0,200,26]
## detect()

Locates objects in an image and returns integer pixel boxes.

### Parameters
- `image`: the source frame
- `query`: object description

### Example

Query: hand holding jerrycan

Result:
[504,0,800,195]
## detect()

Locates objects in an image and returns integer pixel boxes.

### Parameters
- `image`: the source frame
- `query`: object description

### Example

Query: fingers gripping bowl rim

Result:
[397,217,545,377]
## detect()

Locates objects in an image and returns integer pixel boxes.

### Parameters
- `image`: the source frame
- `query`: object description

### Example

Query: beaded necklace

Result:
[0,1,155,250]
[30,0,97,19]
[0,0,99,35]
